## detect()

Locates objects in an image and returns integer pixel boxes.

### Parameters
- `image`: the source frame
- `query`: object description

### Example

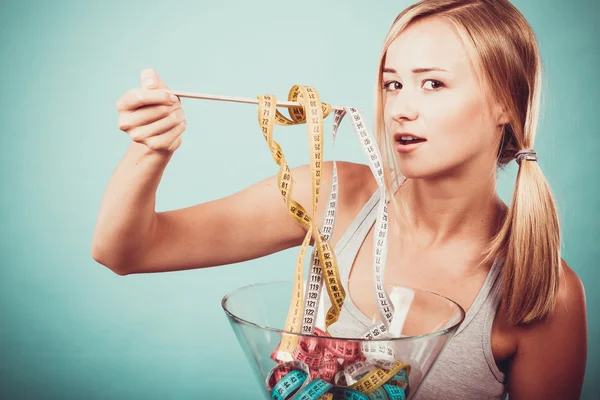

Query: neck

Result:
[394,164,506,249]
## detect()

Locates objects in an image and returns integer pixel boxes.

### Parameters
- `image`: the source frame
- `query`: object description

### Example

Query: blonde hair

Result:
[373,0,562,325]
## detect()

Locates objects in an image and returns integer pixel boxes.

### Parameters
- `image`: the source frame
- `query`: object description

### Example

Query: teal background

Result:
[0,0,597,398]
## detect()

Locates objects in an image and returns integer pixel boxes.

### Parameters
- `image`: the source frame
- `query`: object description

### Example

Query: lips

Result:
[394,132,427,145]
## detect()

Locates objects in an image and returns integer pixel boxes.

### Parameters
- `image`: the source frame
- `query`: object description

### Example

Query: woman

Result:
[92,0,587,398]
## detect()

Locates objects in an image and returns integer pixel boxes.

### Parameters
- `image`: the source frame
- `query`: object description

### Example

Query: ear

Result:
[494,102,510,126]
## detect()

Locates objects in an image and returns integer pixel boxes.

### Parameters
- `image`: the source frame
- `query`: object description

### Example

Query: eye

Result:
[382,81,402,91]
[423,79,444,91]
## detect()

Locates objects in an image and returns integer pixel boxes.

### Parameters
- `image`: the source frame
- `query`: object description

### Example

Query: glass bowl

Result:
[222,279,465,400]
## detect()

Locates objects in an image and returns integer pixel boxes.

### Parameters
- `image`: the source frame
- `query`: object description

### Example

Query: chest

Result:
[346,225,485,311]
[341,224,517,367]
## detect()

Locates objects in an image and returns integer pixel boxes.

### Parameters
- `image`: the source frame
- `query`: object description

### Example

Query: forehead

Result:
[385,17,471,72]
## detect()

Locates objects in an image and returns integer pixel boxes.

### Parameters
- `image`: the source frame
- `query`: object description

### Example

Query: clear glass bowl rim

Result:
[221,279,466,342]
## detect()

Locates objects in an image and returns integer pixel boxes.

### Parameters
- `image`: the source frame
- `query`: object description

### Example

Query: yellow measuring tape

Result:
[257,86,345,354]
[258,85,412,398]
[349,361,410,394]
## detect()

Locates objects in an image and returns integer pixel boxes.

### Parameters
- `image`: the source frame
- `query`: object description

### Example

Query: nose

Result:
[389,92,418,122]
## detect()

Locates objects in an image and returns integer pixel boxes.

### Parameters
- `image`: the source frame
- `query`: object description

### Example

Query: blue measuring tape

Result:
[270,370,334,400]
[333,388,370,399]
[271,369,408,400]
[270,368,409,400]
[293,378,333,400]
[389,370,410,397]
[271,369,308,400]
[382,384,407,400]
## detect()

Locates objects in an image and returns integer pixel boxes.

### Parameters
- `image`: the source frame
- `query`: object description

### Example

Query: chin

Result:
[396,160,457,181]
[398,169,434,180]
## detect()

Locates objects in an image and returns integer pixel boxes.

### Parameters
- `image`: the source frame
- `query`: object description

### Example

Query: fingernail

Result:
[170,94,178,103]
[146,78,156,88]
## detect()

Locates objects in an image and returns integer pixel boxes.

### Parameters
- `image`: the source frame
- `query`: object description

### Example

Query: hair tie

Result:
[515,149,537,165]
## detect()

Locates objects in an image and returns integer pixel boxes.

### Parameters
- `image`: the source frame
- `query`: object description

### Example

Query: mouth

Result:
[394,133,427,146]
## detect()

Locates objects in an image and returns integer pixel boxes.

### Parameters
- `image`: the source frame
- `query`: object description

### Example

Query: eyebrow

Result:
[383,67,449,74]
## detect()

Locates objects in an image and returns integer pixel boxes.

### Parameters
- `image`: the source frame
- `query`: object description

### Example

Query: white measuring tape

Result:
[256,86,412,399]
[301,106,397,340]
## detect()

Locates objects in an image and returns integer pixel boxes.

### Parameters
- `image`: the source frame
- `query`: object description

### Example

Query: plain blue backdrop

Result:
[0,0,598,398]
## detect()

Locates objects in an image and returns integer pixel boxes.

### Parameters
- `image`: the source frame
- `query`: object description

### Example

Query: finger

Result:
[140,68,181,106]
[118,102,180,132]
[140,68,169,90]
[116,87,178,112]
[142,121,186,153]
[167,135,183,152]
[128,108,186,142]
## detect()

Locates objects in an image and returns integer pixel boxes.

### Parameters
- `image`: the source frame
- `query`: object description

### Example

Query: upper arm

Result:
[507,260,587,399]
[125,161,373,274]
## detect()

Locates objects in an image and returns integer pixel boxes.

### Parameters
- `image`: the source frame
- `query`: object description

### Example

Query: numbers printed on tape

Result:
[256,86,412,399]
[258,87,345,357]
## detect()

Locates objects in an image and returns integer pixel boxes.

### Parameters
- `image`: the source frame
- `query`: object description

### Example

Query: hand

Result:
[116,68,186,153]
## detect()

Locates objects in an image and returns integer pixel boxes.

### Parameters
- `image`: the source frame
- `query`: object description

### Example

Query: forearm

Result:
[91,141,172,273]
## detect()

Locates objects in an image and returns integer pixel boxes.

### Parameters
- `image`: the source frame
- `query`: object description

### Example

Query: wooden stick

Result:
[167,90,345,111]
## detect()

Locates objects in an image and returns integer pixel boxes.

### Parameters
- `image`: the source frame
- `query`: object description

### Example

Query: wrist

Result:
[130,141,174,163]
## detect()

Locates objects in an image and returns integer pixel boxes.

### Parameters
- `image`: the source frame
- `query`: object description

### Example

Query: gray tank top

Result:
[327,189,508,400]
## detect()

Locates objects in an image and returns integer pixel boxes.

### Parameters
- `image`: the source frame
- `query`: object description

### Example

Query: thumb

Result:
[140,68,170,90]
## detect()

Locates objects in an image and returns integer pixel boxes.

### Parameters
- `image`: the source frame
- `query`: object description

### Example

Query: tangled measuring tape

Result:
[257,85,411,399]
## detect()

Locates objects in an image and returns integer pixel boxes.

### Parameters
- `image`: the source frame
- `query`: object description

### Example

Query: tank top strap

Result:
[334,190,380,280]
[454,257,504,336]
[334,172,402,281]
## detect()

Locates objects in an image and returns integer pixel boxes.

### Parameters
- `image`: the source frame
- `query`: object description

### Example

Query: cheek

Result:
[383,101,395,132]
[424,92,490,148]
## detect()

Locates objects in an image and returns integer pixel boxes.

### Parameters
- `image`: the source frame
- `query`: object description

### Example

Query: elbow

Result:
[90,241,133,276]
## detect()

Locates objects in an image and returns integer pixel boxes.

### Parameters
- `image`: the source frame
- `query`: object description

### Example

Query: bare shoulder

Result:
[507,259,587,399]
[331,160,378,206]
[556,260,587,319]
[523,259,587,335]
[532,259,587,347]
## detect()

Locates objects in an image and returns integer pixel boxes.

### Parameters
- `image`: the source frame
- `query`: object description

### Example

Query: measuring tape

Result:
[258,86,345,357]
[301,108,343,336]
[257,86,411,399]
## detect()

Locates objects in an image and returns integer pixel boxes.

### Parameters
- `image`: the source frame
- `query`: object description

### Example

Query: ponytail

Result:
[483,152,562,325]
[482,44,563,325]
